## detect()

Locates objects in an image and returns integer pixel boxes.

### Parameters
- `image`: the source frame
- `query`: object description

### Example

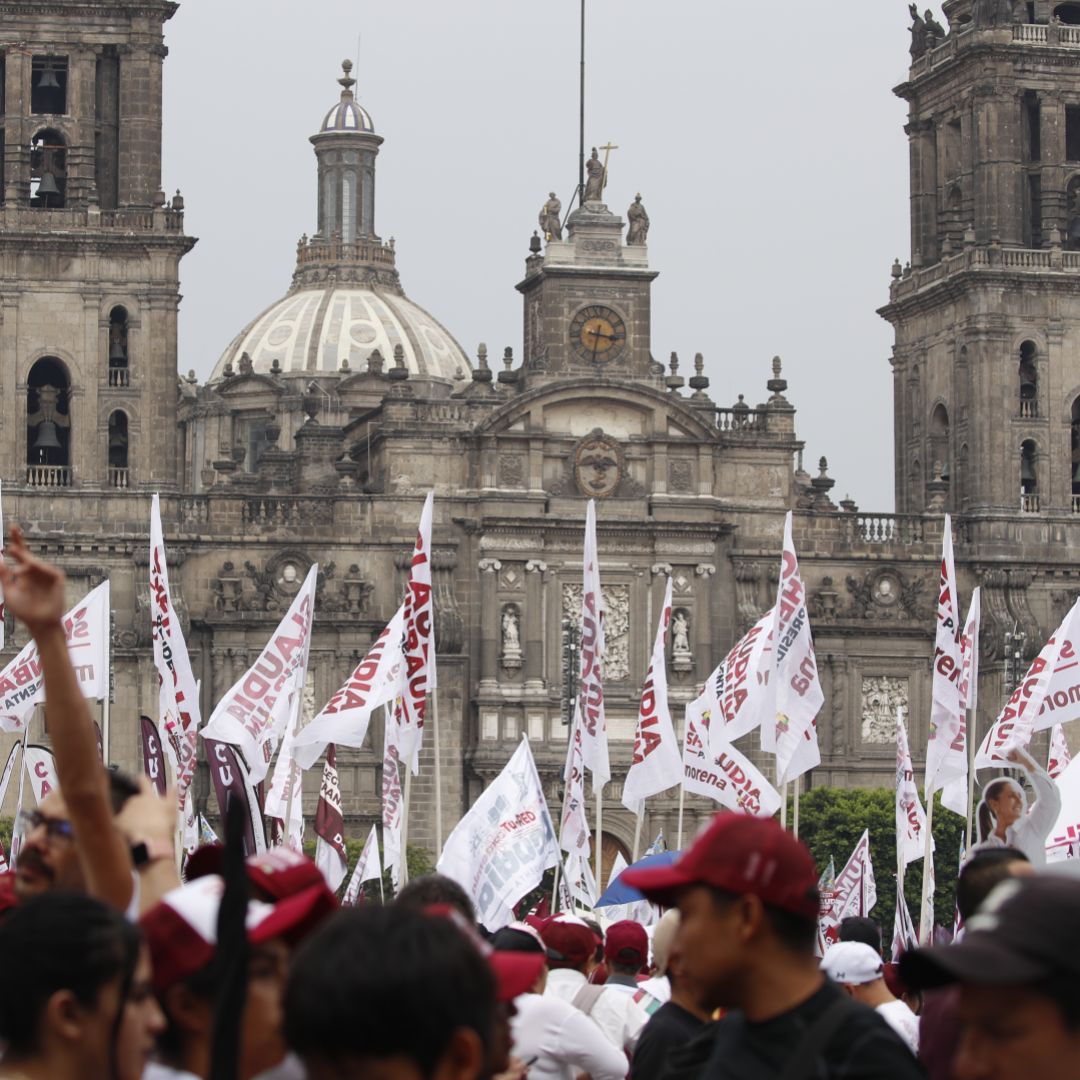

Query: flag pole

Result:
[918,791,935,944]
[400,766,412,887]
[965,706,976,850]
[780,781,789,831]
[632,803,643,863]
[432,686,443,855]
[551,859,561,913]
[793,775,801,839]
[594,785,603,897]
[677,706,687,850]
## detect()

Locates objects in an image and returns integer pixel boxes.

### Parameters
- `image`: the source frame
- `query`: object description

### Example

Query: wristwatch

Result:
[130,838,174,867]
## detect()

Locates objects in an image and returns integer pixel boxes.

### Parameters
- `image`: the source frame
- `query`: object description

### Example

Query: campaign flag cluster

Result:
[576,500,610,790]
[819,829,876,948]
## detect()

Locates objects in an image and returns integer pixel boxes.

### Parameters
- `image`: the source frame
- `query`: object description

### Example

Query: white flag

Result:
[622,578,682,812]
[764,513,823,784]
[1046,754,1080,861]
[891,886,918,961]
[292,604,406,769]
[0,479,5,653]
[264,745,304,852]
[0,744,20,818]
[958,588,981,715]
[578,500,610,789]
[201,564,317,782]
[896,709,929,871]
[313,746,348,892]
[23,745,58,804]
[394,493,435,771]
[0,580,110,732]
[1049,724,1073,781]
[381,704,405,889]
[703,607,776,757]
[976,600,1080,766]
[437,737,561,931]
[683,698,782,817]
[560,703,591,856]
[565,851,598,910]
[925,517,965,813]
[820,829,876,946]
[343,824,383,906]
[150,493,202,804]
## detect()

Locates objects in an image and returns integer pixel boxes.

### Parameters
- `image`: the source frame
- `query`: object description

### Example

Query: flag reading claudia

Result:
[343,824,382,907]
[925,515,966,815]
[704,607,775,758]
[314,746,348,892]
[622,577,681,813]
[577,499,610,790]
[976,599,1080,766]
[201,564,317,783]
[149,494,202,804]
[438,737,561,931]
[683,697,782,817]
[0,580,110,732]
[394,493,435,772]
[896,709,929,871]
[763,513,823,785]
[292,604,406,769]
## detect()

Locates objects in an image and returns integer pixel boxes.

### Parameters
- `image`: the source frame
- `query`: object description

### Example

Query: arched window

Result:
[107,410,128,488]
[1020,439,1039,512]
[1071,400,1080,512]
[1069,177,1080,251]
[930,403,950,487]
[29,128,66,208]
[1054,3,1080,23]
[108,306,129,386]
[26,357,70,486]
[1019,341,1038,417]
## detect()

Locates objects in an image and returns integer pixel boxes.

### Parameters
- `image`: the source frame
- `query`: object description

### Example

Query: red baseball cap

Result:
[141,874,337,992]
[621,813,820,919]
[186,844,330,902]
[605,919,648,967]
[540,914,602,967]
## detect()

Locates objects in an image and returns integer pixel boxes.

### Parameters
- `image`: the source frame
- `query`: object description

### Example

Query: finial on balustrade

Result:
[689,352,710,397]
[767,355,789,405]
[473,343,493,383]
[666,351,685,393]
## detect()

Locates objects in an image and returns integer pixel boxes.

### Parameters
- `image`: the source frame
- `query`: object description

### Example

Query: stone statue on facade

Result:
[583,148,605,203]
[626,194,650,245]
[924,8,946,43]
[909,4,928,58]
[672,610,691,656]
[972,0,1017,27]
[501,605,522,669]
[538,193,562,241]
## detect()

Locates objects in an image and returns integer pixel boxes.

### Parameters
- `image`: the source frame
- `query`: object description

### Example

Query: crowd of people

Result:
[2,532,1080,1080]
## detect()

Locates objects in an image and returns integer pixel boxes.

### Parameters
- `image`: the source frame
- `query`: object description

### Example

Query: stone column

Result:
[694,564,716,676]
[524,560,547,690]
[478,559,501,691]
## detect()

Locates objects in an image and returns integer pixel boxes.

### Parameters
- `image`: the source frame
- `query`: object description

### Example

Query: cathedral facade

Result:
[2,0,1076,865]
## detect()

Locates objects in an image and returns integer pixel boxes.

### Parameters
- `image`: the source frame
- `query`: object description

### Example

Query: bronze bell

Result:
[1021,456,1036,483]
[36,66,60,90]
[36,172,60,198]
[1019,378,1037,399]
[109,337,126,362]
[32,420,61,452]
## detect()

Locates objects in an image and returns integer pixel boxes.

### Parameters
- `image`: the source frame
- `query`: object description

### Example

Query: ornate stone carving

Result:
[979,567,1039,662]
[626,194,650,245]
[562,582,630,681]
[733,561,763,631]
[478,558,502,574]
[808,576,840,622]
[213,561,242,612]
[498,453,524,488]
[342,565,375,614]
[668,457,692,493]
[501,604,522,670]
[671,608,692,673]
[861,676,909,744]
[845,567,929,622]
[574,430,622,499]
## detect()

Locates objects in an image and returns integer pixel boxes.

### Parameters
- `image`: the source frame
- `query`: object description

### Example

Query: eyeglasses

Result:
[17,809,74,843]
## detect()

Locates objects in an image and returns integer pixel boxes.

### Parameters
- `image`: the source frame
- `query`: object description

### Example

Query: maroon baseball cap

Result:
[540,914,602,967]
[187,844,330,902]
[622,813,820,919]
[605,919,649,967]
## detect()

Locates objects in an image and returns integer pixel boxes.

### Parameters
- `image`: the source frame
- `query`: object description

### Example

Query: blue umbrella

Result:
[595,850,680,908]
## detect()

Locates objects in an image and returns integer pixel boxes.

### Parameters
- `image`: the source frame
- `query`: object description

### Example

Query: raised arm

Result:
[0,526,134,911]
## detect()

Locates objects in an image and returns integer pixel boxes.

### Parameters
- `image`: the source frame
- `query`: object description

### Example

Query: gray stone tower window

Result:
[1071,401,1080,506]
[1019,341,1038,417]
[1067,107,1080,163]
[107,410,128,488]
[26,357,71,486]
[1024,93,1041,164]
[29,129,65,208]
[30,56,67,116]
[108,306,129,387]
[1020,439,1038,508]
[1054,3,1080,23]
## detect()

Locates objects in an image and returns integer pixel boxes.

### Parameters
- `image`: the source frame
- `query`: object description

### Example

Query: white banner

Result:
[1049,724,1072,781]
[764,513,823,785]
[565,850,598,910]
[560,703,591,856]
[0,580,110,732]
[437,737,561,931]
[381,704,405,889]
[976,600,1080,767]
[343,824,383,906]
[0,744,19,818]
[926,517,965,812]
[201,564,317,782]
[622,578,681,812]
[683,698,782,817]
[23,745,58,804]
[264,746,304,852]
[292,604,406,769]
[150,494,202,803]
[891,885,918,962]
[0,479,5,653]
[393,493,435,771]
[703,607,776,757]
[577,500,610,789]
[896,709,929,870]
[820,829,876,947]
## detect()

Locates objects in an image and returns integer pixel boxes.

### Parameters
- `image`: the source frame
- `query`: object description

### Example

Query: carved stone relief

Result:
[668,458,693,493]
[498,453,524,488]
[860,676,909,744]
[845,567,930,623]
[562,582,630,681]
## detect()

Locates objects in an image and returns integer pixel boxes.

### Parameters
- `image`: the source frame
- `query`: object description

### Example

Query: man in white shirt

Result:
[493,924,628,1080]
[822,941,920,1053]
[540,914,649,1055]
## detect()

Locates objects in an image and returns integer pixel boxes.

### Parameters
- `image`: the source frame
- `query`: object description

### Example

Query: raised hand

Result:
[0,524,66,639]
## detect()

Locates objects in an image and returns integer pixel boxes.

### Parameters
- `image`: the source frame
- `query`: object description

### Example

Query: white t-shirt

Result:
[970,764,1061,866]
[512,991,628,1080]
[545,968,649,1054]
[876,999,920,1054]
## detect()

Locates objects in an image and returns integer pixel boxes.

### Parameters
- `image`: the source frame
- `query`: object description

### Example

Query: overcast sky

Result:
[162,1,917,510]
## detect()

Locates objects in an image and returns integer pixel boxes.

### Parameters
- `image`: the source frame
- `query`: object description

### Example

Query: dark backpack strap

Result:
[778,996,860,1080]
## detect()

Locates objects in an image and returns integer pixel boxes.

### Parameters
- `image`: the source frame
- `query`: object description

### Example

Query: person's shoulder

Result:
[827,999,924,1077]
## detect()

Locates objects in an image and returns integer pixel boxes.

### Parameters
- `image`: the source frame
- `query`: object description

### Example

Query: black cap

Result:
[901,875,1080,990]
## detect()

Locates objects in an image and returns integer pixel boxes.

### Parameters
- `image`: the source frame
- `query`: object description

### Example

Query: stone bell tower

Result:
[881,2,1080,518]
[0,0,194,494]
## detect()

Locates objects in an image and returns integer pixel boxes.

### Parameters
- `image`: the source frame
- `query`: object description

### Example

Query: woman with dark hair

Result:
[0,891,164,1080]
[973,747,1061,866]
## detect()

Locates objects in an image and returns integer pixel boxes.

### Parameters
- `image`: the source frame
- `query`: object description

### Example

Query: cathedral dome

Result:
[319,60,374,134]
[211,285,471,382]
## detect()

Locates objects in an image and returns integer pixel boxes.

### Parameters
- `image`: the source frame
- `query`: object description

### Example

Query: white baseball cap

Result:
[821,941,884,986]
